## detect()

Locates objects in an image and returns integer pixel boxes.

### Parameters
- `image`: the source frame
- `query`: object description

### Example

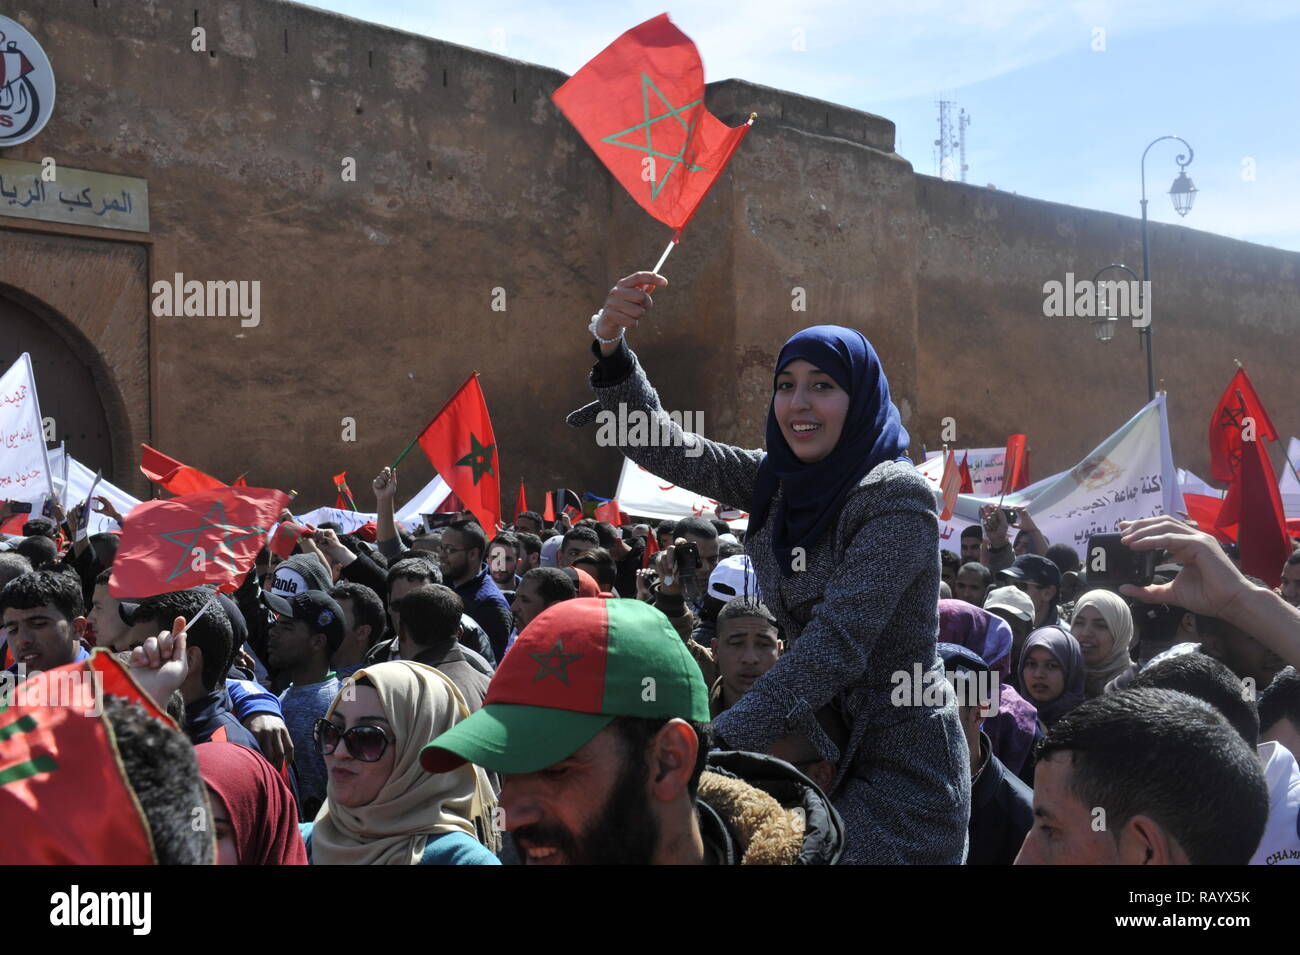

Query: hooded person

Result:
[1069,589,1135,697]
[422,598,843,865]
[938,599,1039,778]
[569,307,967,864]
[1018,627,1087,732]
[302,661,500,865]
[196,740,308,865]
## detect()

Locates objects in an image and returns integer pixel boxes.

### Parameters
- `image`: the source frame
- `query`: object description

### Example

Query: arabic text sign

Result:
[921,447,1007,496]
[0,353,53,510]
[0,160,149,232]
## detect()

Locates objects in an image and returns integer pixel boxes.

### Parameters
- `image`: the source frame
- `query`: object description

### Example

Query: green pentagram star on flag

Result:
[157,499,269,581]
[600,73,705,201]
[455,432,497,485]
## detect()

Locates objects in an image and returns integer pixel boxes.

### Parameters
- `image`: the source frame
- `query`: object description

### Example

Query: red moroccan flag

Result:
[1217,437,1291,586]
[267,520,308,560]
[1209,369,1279,483]
[938,450,960,521]
[958,452,974,494]
[594,500,621,525]
[1182,493,1235,544]
[543,491,555,522]
[333,471,356,512]
[516,480,528,521]
[1001,435,1029,494]
[414,374,500,533]
[641,526,660,568]
[551,13,752,233]
[109,486,289,598]
[139,444,225,497]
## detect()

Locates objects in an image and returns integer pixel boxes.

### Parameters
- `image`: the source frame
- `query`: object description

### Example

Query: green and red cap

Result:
[421,598,709,775]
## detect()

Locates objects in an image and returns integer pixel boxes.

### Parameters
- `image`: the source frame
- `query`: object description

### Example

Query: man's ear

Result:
[72,616,90,640]
[1179,612,1198,638]
[649,719,699,804]
[1118,814,1184,865]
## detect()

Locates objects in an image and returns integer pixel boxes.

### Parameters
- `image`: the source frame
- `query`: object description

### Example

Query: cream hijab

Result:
[309,661,499,866]
[1071,590,1135,697]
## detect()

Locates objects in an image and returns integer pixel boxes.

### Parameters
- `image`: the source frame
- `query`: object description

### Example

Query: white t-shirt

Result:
[1250,741,1300,865]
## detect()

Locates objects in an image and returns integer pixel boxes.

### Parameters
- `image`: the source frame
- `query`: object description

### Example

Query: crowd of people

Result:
[3,271,1299,866]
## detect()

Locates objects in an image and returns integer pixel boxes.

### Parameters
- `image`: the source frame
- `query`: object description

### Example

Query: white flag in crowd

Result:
[615,457,749,531]
[0,353,54,514]
[44,445,141,536]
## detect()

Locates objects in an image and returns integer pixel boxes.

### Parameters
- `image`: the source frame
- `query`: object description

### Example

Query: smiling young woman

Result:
[567,271,970,863]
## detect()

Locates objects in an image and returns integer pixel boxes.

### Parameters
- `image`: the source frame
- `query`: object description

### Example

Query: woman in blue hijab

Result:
[570,272,969,864]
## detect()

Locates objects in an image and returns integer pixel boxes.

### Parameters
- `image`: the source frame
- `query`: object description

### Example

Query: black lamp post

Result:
[1138,136,1197,401]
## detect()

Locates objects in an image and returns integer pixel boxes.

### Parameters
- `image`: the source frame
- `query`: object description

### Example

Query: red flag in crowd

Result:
[958,452,974,494]
[515,480,528,521]
[414,374,501,533]
[109,486,289,597]
[267,519,309,560]
[1209,368,1278,482]
[642,527,660,568]
[333,471,356,511]
[1216,436,1291,586]
[1001,435,1029,494]
[543,491,555,522]
[551,13,752,234]
[139,444,225,497]
[593,499,622,525]
[938,449,960,521]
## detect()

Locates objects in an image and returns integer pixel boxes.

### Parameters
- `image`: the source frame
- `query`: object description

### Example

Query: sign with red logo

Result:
[0,16,54,146]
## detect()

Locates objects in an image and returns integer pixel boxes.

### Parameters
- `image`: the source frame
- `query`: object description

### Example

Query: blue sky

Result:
[306,0,1300,251]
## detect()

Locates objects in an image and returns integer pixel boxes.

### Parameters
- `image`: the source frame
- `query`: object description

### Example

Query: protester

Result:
[513,511,544,536]
[1019,626,1086,732]
[267,589,346,820]
[367,556,495,671]
[431,519,512,662]
[423,598,843,864]
[571,546,618,594]
[568,287,965,864]
[1259,667,1300,758]
[0,552,31,589]
[488,532,522,592]
[983,585,1035,684]
[196,741,308,865]
[557,525,600,568]
[1281,550,1300,608]
[509,567,578,637]
[937,644,1033,866]
[940,549,960,592]
[328,581,386,678]
[1069,590,1135,697]
[2,570,90,675]
[960,525,982,565]
[303,661,500,865]
[999,554,1061,627]
[1014,688,1269,865]
[1134,653,1300,866]
[953,561,992,607]
[709,598,782,719]
[390,584,490,710]
[514,531,542,575]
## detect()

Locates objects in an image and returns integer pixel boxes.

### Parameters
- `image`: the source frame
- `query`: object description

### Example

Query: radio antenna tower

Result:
[933,99,971,182]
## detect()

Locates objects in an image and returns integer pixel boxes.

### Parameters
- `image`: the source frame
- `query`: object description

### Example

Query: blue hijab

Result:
[749,326,910,576]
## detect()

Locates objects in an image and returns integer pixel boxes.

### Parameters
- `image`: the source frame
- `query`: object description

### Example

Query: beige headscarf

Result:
[1071,590,1134,697]
[309,661,500,865]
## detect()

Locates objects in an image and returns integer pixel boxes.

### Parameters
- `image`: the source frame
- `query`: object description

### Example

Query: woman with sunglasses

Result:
[567,274,969,864]
[300,661,501,865]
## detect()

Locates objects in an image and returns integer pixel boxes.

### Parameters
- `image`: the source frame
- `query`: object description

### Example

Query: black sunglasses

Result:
[313,719,394,762]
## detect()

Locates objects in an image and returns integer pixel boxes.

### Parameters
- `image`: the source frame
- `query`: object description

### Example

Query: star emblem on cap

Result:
[529,639,582,685]
[455,432,496,485]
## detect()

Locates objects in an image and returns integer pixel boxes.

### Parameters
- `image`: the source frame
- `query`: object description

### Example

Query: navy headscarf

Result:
[750,326,910,576]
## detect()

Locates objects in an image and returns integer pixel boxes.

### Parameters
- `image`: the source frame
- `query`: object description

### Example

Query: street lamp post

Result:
[1138,136,1197,401]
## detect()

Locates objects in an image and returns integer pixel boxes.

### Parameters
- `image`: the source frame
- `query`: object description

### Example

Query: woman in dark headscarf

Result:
[196,741,308,866]
[1018,626,1087,732]
[569,274,969,864]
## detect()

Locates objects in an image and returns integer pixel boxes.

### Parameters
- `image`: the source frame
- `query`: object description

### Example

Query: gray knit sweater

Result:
[569,342,970,864]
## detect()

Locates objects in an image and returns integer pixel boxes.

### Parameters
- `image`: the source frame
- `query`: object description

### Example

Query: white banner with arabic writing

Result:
[919,447,1007,496]
[44,445,141,536]
[928,395,1183,559]
[615,457,749,531]
[0,353,54,513]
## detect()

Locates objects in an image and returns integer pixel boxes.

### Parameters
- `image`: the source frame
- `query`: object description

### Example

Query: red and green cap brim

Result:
[421,703,615,775]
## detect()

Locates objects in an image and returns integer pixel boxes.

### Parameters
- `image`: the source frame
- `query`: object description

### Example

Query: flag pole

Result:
[651,236,677,274]
[180,590,220,634]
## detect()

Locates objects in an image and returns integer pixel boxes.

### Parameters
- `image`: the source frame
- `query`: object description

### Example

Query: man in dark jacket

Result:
[938,643,1033,865]
[434,520,512,662]
[392,584,489,711]
[423,597,843,865]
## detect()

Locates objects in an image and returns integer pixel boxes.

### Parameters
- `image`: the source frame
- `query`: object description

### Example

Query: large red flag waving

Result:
[1209,368,1278,483]
[415,374,500,533]
[140,444,226,497]
[552,13,752,233]
[109,486,289,597]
